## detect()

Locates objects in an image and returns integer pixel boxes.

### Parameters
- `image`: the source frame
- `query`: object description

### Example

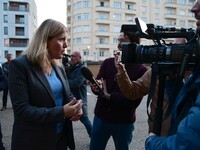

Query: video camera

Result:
[121,18,200,67]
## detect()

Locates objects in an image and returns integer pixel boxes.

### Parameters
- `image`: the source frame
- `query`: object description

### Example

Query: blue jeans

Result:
[90,116,134,150]
[80,116,92,137]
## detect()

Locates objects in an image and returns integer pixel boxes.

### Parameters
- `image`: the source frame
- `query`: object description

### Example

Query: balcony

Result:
[96,6,110,12]
[9,6,29,12]
[9,42,28,47]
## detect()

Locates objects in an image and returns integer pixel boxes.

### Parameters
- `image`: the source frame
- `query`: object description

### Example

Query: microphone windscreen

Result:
[81,67,93,80]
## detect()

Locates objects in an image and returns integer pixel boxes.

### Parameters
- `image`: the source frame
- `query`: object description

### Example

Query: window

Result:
[99,51,105,57]
[74,14,82,20]
[166,8,174,14]
[4,15,8,23]
[188,11,194,17]
[113,2,121,8]
[166,19,176,25]
[154,8,160,14]
[99,37,105,44]
[166,0,173,3]
[4,27,8,35]
[4,50,9,58]
[126,16,133,22]
[113,14,121,20]
[74,26,82,32]
[83,50,89,56]
[155,0,160,3]
[19,4,26,11]
[100,2,104,7]
[179,20,185,26]
[76,38,82,44]
[83,1,90,7]
[3,3,8,11]
[99,13,107,19]
[75,2,81,9]
[99,25,106,32]
[4,39,9,47]
[127,4,133,10]
[83,13,90,20]
[178,0,186,4]
[113,26,120,32]
[16,27,24,36]
[179,10,186,16]
[15,15,25,24]
[113,38,118,44]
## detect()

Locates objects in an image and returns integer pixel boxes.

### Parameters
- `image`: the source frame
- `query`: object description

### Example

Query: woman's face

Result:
[47,31,68,59]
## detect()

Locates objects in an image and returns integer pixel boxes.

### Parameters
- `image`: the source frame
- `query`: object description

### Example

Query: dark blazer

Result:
[8,55,75,150]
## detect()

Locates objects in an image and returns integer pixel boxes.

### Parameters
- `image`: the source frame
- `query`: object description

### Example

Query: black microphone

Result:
[81,67,105,97]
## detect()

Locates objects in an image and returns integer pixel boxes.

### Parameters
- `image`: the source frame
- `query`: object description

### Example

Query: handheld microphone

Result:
[81,67,105,97]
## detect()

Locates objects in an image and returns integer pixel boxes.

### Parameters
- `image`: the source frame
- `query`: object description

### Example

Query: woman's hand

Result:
[63,98,83,118]
[70,107,83,121]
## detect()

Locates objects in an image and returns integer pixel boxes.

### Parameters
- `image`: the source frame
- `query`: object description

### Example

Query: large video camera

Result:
[121,18,200,67]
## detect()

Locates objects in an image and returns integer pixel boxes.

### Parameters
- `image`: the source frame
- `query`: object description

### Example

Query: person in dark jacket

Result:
[1,53,12,111]
[89,29,147,150]
[0,66,6,150]
[67,50,92,137]
[145,1,200,149]
[8,19,83,150]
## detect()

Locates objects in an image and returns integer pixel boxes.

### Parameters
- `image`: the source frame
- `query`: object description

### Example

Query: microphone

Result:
[81,67,105,97]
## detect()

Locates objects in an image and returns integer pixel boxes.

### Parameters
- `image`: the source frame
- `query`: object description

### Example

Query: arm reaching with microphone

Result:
[80,67,105,97]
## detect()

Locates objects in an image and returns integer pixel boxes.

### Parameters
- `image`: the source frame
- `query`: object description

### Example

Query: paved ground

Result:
[0,87,148,150]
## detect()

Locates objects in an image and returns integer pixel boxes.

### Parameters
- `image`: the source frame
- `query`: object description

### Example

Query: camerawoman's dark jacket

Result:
[95,57,147,123]
[8,55,75,150]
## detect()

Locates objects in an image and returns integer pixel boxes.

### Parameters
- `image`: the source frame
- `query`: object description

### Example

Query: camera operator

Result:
[144,1,200,149]
[115,37,188,136]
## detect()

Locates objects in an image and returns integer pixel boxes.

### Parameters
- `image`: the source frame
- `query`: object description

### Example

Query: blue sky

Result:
[34,0,66,26]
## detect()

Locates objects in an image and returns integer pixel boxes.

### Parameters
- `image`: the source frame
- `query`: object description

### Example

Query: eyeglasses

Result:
[118,38,130,43]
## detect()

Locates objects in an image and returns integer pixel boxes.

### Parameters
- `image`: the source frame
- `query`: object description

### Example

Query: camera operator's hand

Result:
[114,52,126,75]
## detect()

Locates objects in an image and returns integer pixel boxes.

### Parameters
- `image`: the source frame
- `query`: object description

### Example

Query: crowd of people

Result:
[1,0,200,149]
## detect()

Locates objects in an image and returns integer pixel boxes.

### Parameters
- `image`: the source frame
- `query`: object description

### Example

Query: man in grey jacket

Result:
[67,50,92,137]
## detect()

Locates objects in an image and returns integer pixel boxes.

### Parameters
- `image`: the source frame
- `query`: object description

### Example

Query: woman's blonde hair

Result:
[23,19,67,69]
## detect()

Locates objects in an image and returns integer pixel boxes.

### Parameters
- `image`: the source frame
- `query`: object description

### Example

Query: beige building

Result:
[67,0,196,61]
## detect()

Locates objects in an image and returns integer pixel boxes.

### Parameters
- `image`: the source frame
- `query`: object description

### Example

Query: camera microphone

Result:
[81,67,105,97]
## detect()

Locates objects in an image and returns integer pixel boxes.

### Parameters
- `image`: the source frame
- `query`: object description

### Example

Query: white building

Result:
[67,0,196,62]
[0,0,37,63]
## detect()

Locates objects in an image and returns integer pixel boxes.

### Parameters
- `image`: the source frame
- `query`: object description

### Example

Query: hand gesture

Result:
[114,51,125,75]
[63,98,83,118]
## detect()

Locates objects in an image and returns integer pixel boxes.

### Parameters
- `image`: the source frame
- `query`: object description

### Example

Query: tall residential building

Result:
[67,0,196,61]
[0,0,37,63]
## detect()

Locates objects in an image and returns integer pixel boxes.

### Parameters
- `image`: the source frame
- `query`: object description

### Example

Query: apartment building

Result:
[67,0,196,61]
[0,0,37,63]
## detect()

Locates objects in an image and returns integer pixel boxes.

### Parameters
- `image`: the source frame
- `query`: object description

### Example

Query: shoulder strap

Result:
[147,63,158,121]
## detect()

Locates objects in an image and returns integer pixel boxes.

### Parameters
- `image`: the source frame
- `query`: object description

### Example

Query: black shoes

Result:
[0,106,6,111]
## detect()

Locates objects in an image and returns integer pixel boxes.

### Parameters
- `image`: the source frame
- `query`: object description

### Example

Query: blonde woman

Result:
[9,19,83,150]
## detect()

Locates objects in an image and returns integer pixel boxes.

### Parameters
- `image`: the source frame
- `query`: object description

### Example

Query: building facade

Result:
[0,0,37,63]
[67,0,196,62]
